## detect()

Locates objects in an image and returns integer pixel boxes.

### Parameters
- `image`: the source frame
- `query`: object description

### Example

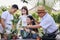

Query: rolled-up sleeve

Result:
[40,19,52,29]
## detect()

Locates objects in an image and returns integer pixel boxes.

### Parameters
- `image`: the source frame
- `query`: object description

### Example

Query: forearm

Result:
[1,18,5,29]
[27,24,41,29]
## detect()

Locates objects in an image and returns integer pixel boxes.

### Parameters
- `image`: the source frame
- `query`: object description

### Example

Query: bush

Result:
[0,6,7,12]
[51,13,60,23]
[32,12,39,21]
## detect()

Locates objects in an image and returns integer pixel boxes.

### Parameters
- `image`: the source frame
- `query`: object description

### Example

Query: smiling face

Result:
[37,6,46,18]
[10,8,17,14]
[21,9,27,15]
[21,6,28,15]
[26,17,32,25]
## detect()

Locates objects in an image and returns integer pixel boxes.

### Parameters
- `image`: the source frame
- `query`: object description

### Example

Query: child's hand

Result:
[20,28,24,30]
[26,25,32,28]
[25,28,30,32]
[31,31,36,34]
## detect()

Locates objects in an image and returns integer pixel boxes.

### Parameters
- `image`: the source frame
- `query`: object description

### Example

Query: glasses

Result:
[37,10,45,14]
[37,11,45,14]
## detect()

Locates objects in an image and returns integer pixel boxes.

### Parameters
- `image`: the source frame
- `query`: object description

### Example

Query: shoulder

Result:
[43,13,53,22]
[47,13,54,21]
[3,11,8,13]
[1,11,9,17]
[2,11,8,15]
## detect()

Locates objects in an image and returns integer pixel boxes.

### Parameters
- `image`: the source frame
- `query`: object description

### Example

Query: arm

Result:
[1,12,8,29]
[26,24,41,29]
[1,18,5,29]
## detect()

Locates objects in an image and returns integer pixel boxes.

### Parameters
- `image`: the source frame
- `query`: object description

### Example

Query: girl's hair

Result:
[27,15,38,32]
[27,15,35,25]
[21,6,28,15]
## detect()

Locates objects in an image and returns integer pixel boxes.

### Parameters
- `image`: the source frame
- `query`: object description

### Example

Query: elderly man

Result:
[26,5,58,40]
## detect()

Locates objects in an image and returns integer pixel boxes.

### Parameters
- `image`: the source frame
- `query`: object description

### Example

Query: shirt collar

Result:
[41,13,48,20]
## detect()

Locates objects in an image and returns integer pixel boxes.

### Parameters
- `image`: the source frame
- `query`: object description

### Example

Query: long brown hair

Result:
[27,15,38,32]
[21,6,28,15]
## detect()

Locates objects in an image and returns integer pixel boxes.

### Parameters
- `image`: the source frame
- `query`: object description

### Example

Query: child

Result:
[16,6,29,38]
[25,15,38,39]
[17,6,28,28]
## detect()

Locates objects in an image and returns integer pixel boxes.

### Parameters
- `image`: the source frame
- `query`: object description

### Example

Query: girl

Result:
[24,15,38,39]
[17,6,29,38]
[17,6,28,28]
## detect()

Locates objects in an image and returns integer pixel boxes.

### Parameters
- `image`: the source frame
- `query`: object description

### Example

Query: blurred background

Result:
[0,0,60,36]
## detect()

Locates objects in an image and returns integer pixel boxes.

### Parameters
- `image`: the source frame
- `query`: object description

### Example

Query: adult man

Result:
[26,6,58,40]
[1,4,18,34]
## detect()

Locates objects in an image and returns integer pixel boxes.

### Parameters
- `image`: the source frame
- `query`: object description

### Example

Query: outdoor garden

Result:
[0,0,60,40]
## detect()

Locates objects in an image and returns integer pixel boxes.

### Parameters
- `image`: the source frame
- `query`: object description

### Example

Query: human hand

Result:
[26,25,31,28]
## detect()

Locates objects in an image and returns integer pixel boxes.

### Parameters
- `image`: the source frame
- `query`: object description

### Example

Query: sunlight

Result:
[0,0,37,10]
[53,1,60,11]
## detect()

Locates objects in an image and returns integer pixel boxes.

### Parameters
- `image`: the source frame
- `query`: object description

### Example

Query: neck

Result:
[41,13,46,18]
[9,10,13,15]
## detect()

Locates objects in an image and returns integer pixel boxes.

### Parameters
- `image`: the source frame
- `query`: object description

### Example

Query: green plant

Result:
[51,13,57,22]
[56,13,60,23]
[12,14,20,25]
[0,6,8,12]
[12,14,20,34]
[45,5,52,14]
[59,25,60,31]
[51,13,60,23]
[32,12,39,21]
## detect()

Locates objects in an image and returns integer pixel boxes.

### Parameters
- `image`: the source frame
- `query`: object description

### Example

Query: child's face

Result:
[21,9,26,15]
[26,17,32,25]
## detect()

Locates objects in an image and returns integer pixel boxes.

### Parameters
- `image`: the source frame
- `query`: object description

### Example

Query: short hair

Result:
[12,4,18,9]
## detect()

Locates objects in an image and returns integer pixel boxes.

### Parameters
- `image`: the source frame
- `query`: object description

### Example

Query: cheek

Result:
[27,20,30,23]
[21,10,26,13]
[26,19,31,24]
[39,14,43,16]
[38,14,41,16]
[11,10,15,13]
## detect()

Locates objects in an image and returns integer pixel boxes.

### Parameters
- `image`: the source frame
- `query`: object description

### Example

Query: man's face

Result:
[37,6,46,18]
[21,9,27,15]
[26,17,32,25]
[37,9,45,18]
[10,8,18,14]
